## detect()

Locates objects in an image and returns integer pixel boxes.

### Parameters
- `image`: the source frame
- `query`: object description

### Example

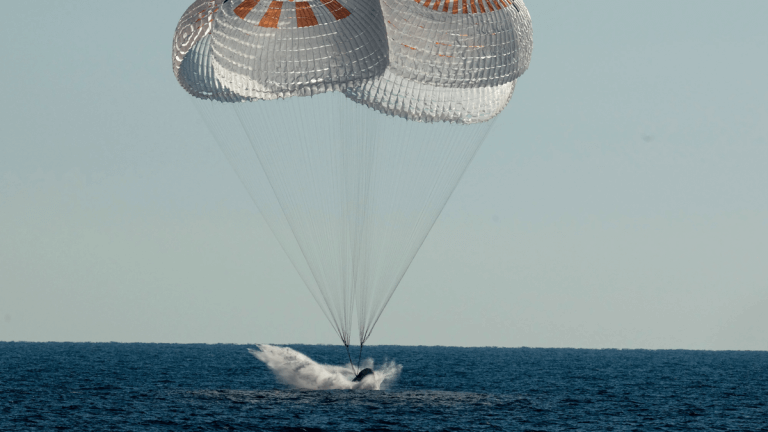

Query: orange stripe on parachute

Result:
[259,1,282,28]
[414,0,500,13]
[235,0,259,19]
[320,0,351,20]
[295,2,318,27]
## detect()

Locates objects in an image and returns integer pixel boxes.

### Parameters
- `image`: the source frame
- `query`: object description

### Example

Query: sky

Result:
[1,1,766,350]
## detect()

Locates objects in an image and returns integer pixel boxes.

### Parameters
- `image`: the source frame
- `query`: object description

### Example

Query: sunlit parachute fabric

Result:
[210,0,389,99]
[172,0,222,89]
[172,0,532,366]
[173,0,240,101]
[344,70,517,124]
[379,0,532,87]
[344,0,532,123]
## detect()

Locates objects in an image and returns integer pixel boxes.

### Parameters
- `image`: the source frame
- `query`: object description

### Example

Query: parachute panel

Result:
[379,0,532,88]
[178,35,246,102]
[345,69,516,124]
[210,0,390,99]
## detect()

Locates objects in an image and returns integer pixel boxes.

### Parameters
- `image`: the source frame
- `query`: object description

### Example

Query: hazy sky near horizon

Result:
[1,1,766,350]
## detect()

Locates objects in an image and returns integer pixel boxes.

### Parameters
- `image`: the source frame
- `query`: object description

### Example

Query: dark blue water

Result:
[1,343,767,431]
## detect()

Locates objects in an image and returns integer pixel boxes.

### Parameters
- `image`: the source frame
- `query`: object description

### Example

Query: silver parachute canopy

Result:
[379,0,532,87]
[172,0,532,368]
[344,0,532,123]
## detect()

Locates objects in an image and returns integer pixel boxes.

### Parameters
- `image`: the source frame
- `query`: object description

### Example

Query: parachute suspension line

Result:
[224,93,498,354]
[357,343,364,371]
[354,114,498,346]
[233,95,368,346]
[204,98,358,345]
[345,343,358,376]
[202,99,366,347]
[193,99,350,341]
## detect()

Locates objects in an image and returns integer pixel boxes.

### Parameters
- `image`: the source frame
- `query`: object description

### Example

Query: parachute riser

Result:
[357,343,364,371]
[344,344,358,376]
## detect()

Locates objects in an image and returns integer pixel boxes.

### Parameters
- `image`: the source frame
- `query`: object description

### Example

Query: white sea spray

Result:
[249,344,401,390]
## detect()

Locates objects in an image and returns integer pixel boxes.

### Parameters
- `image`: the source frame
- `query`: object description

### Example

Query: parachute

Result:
[172,0,532,372]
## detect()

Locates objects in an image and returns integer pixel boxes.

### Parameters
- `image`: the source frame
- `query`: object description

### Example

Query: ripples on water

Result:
[1,342,767,431]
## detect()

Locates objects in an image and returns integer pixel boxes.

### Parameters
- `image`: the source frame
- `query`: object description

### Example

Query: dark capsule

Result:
[353,368,374,382]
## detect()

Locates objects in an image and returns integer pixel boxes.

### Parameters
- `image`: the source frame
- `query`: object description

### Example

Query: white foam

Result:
[248,344,401,390]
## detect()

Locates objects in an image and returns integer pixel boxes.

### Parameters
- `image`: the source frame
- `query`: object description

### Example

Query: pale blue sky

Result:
[1,1,766,349]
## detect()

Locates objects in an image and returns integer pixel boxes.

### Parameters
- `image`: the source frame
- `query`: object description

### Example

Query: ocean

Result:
[1,342,766,431]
